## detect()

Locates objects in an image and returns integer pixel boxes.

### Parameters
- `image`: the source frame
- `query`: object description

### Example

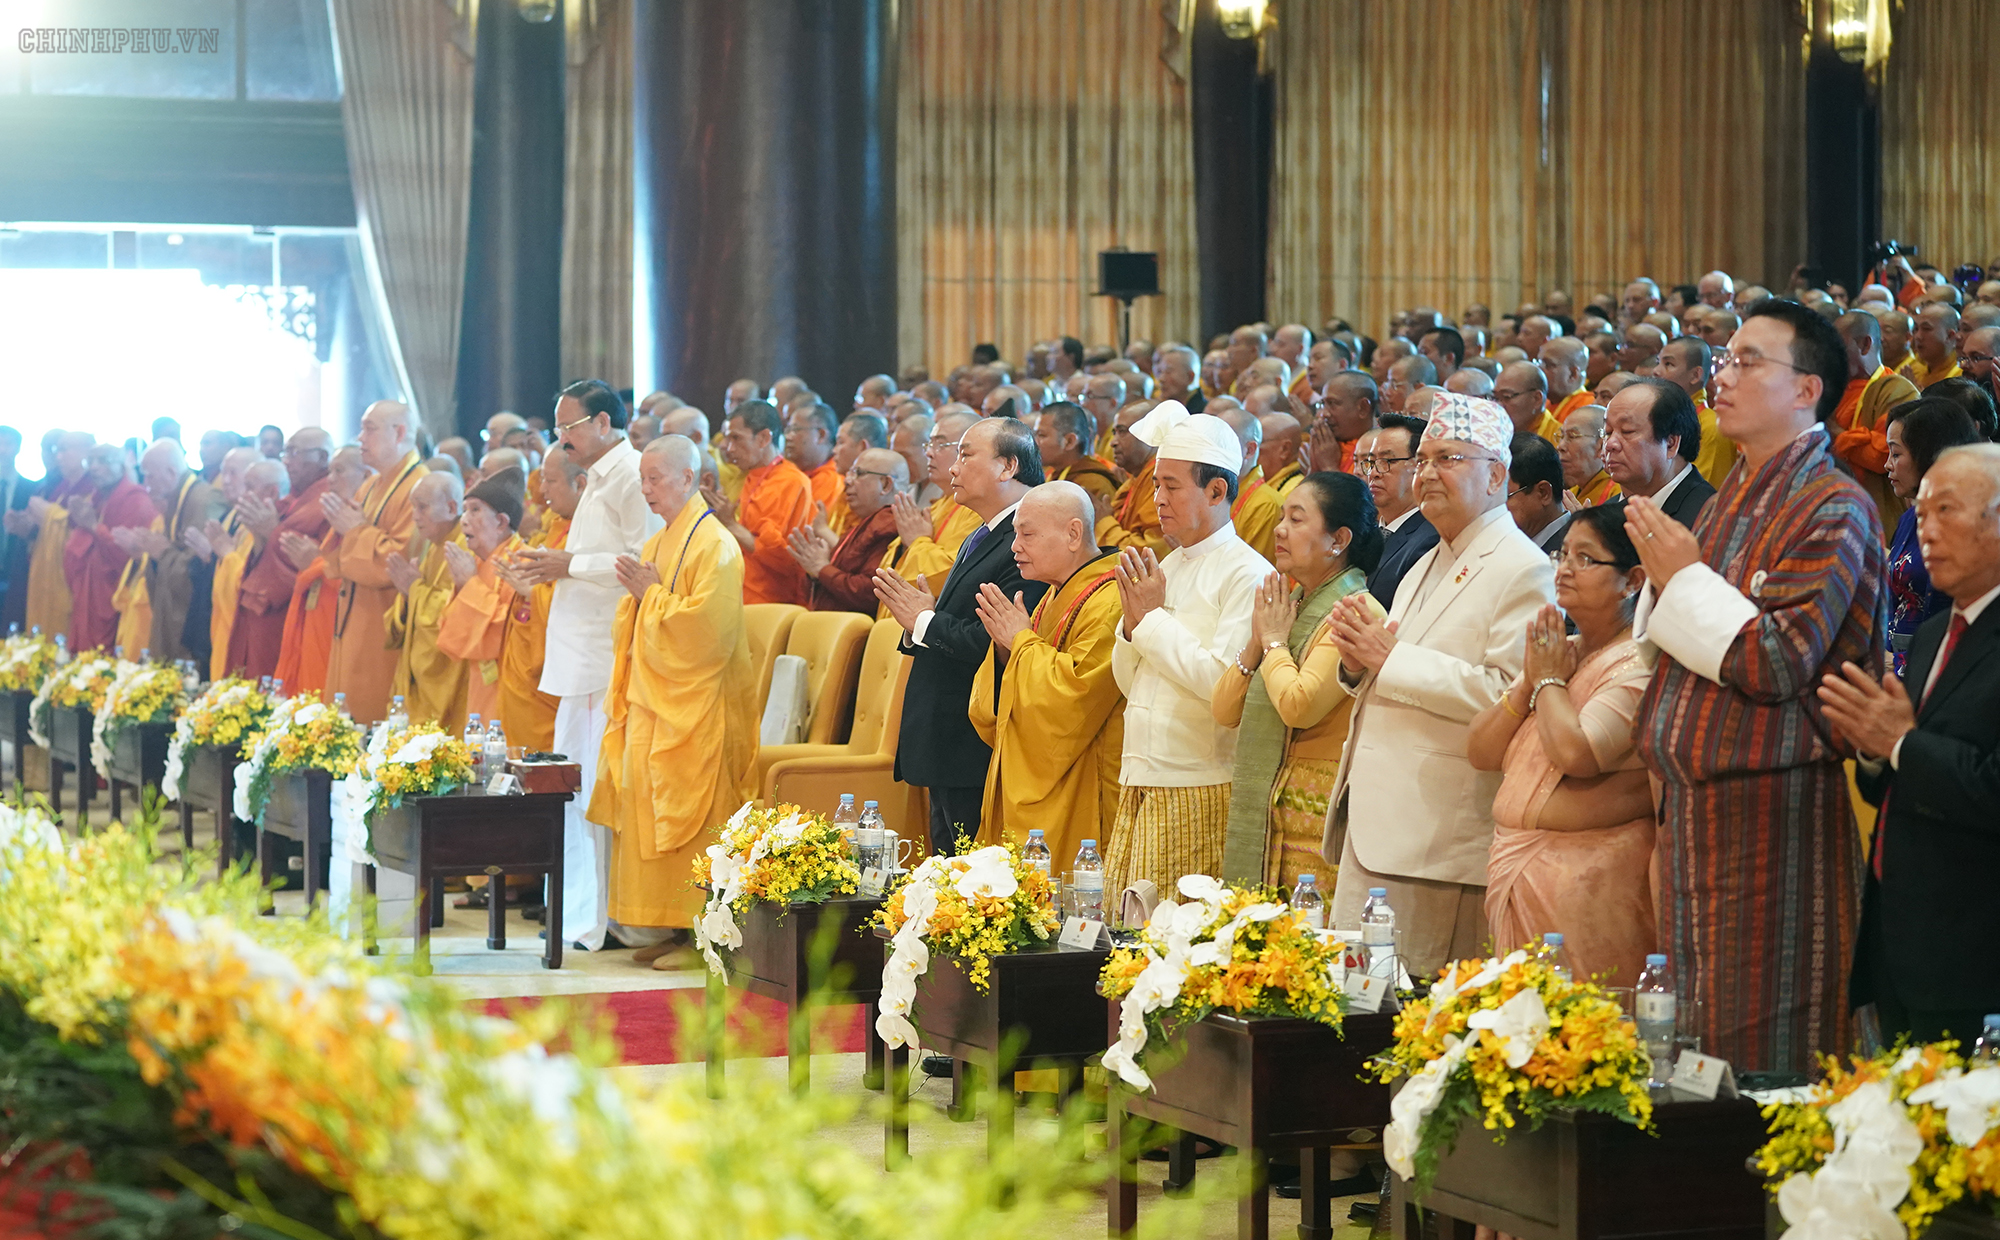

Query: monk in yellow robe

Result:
[198,448,263,679]
[588,436,757,935]
[1217,401,1281,559]
[325,401,428,725]
[384,472,469,733]
[436,475,526,730]
[1096,406,1167,554]
[274,447,370,696]
[21,432,94,642]
[969,482,1125,869]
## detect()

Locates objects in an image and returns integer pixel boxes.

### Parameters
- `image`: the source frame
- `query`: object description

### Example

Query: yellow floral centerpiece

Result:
[161,676,276,799]
[690,801,862,975]
[1098,874,1348,1091]
[28,650,117,748]
[357,721,476,827]
[1758,1043,2000,1240]
[1372,944,1655,1199]
[90,659,189,770]
[0,629,60,693]
[231,691,365,825]
[872,841,1060,1050]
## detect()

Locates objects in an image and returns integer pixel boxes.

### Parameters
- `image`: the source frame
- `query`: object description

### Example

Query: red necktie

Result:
[1875,611,1970,879]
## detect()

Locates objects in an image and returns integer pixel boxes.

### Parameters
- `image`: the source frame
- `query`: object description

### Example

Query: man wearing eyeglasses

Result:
[1310,371,1379,476]
[1628,299,1888,1074]
[791,449,909,615]
[1362,414,1438,608]
[880,408,985,603]
[1493,361,1561,447]
[1962,325,2000,415]
[1557,405,1621,508]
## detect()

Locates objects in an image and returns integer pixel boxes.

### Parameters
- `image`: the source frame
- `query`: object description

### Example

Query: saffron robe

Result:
[587,503,757,929]
[207,510,252,680]
[437,517,565,752]
[805,459,850,534]
[142,477,216,664]
[1830,366,1921,535]
[1095,457,1167,555]
[1571,469,1623,508]
[1636,428,1885,1073]
[385,520,469,734]
[326,452,427,725]
[1055,457,1120,512]
[229,477,331,684]
[1550,389,1594,425]
[969,552,1125,872]
[435,533,525,732]
[274,536,337,697]
[1229,466,1283,564]
[1267,460,1306,496]
[1693,400,1739,490]
[24,473,91,642]
[62,479,153,655]
[735,457,816,606]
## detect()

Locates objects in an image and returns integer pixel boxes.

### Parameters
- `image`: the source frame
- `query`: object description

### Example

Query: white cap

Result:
[1129,399,1241,473]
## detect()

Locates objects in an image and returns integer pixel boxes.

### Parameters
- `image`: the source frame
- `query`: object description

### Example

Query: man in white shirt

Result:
[510,380,664,951]
[1106,400,1271,904]
[1323,394,1556,977]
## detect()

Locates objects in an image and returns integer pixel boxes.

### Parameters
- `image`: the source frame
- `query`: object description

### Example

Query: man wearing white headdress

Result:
[1105,400,1273,905]
[1320,393,1557,977]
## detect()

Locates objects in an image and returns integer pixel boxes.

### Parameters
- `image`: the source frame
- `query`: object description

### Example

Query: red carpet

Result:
[479,988,867,1066]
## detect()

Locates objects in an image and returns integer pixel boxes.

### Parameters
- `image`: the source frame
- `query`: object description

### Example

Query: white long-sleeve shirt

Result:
[539,439,664,698]
[1111,522,1271,786]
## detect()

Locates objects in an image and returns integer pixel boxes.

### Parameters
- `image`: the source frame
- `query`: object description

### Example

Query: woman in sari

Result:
[1467,505,1658,985]
[1214,472,1383,887]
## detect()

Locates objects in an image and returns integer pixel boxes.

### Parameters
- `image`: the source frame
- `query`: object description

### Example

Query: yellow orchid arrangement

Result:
[1372,945,1655,1200]
[1097,875,1348,1091]
[162,676,276,800]
[689,802,861,976]
[0,803,1138,1240]
[873,840,1059,992]
[0,628,60,692]
[91,659,189,769]
[28,649,118,748]
[1758,1043,2000,1239]
[232,691,366,824]
[359,721,477,826]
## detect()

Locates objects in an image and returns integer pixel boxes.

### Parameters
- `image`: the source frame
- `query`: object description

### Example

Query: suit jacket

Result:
[1852,601,2000,1012]
[1324,509,1558,885]
[894,510,1047,789]
[1606,467,1716,531]
[1369,512,1440,609]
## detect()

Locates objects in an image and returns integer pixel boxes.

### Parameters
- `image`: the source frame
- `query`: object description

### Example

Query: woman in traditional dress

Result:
[1213,472,1382,888]
[1882,398,1983,676]
[1468,504,1658,985]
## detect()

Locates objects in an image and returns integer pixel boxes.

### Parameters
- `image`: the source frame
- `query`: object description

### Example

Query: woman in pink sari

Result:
[1468,505,1659,986]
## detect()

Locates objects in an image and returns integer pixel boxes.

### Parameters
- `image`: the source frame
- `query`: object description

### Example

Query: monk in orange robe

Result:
[20,432,95,643]
[275,446,370,696]
[1095,405,1167,554]
[62,444,154,655]
[197,447,262,679]
[324,401,428,724]
[230,429,332,683]
[704,400,813,605]
[437,474,531,736]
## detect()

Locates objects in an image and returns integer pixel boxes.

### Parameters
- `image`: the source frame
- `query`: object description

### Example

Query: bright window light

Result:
[0,268,320,480]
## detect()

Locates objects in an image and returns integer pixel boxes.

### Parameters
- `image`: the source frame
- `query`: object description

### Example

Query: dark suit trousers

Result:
[1861,900,1991,1045]
[926,785,984,857]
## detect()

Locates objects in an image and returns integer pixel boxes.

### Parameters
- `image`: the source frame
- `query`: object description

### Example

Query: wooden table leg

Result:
[362,864,379,955]
[1107,1084,1137,1238]
[862,1008,885,1091]
[412,863,433,975]
[486,870,507,949]
[949,1058,977,1122]
[987,1061,1014,1191]
[705,967,726,1100]
[109,774,121,823]
[1165,1129,1198,1193]
[544,851,564,970]
[1299,1146,1333,1240]
[1389,1174,1413,1240]
[885,1041,910,1170]
[178,794,193,850]
[430,874,445,928]
[256,827,278,914]
[787,996,810,1095]
[47,751,61,821]
[10,734,21,794]
[1237,1146,1269,1240]
[304,813,326,911]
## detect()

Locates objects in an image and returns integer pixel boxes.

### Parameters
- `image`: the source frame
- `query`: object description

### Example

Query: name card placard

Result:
[485,771,521,796]
[1670,1050,1738,1100]
[1347,972,1391,1014]
[1059,916,1110,949]
[857,867,888,899]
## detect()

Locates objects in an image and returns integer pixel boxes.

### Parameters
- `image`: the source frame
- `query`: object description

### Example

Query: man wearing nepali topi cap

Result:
[1105,400,1274,905]
[1320,393,1558,977]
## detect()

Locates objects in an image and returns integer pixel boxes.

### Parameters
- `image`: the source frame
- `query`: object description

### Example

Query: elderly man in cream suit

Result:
[1321,394,1557,978]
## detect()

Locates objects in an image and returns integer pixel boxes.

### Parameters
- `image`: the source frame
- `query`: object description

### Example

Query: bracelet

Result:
[1233,653,1256,677]
[1264,641,1287,653]
[1501,692,1526,719]
[1526,676,1568,714]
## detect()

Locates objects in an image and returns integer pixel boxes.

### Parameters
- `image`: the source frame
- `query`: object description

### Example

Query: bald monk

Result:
[274,447,371,695]
[62,443,153,654]
[1907,303,1963,391]
[880,407,985,602]
[111,439,213,663]
[1259,412,1305,495]
[790,448,908,614]
[189,446,262,678]
[229,428,331,682]
[588,436,757,944]
[23,432,95,642]
[1095,403,1168,555]
[1540,337,1594,424]
[703,399,813,605]
[1620,323,1667,374]
[968,481,1125,869]
[437,473,528,731]
[208,458,289,678]
[828,412,889,533]
[384,472,469,732]
[1830,310,1922,529]
[324,400,429,723]
[1034,403,1119,511]
[1216,406,1282,563]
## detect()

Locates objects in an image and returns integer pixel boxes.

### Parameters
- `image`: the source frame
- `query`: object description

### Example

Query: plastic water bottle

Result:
[1973,1016,2000,1065]
[1360,887,1398,984]
[832,793,859,855]
[1071,839,1104,920]
[53,633,66,662]
[1635,953,1678,1084]
[333,692,349,719]
[484,721,508,784]
[464,713,485,781]
[1022,829,1052,895]
[1291,873,1327,930]
[271,678,284,698]
[856,800,886,870]
[259,675,272,693]
[386,694,409,734]
[139,647,150,664]
[114,645,124,661]
[1540,932,1574,983]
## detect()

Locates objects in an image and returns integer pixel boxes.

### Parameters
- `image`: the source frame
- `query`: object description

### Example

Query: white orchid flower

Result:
[1465,986,1551,1069]
[1775,1172,1906,1240]
[1175,873,1228,905]
[1909,1065,2000,1150]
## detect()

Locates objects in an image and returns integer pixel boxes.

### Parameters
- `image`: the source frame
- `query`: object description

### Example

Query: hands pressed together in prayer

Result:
[613,553,662,601]
[1306,418,1341,476]
[889,492,933,545]
[201,519,242,559]
[385,551,420,596]
[975,582,1033,652]
[1521,604,1579,686]
[1248,572,1297,651]
[1623,496,1699,587]
[236,492,281,542]
[1817,661,1916,761]
[1088,486,1115,528]
[322,491,365,535]
[1114,547,1165,639]
[277,530,319,571]
[180,523,213,561]
[786,525,834,578]
[872,565,935,632]
[509,544,573,585]
[65,497,97,532]
[699,484,740,529]
[1327,593,1398,678]
[441,542,478,591]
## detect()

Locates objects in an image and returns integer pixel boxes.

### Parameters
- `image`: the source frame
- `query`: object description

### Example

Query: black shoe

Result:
[921,1054,954,1078]
[522,904,546,923]
[1141,1137,1225,1162]
[1275,1171,1376,1200]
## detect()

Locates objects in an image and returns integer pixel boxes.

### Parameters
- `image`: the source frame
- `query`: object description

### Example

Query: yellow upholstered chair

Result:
[759,617,928,844]
[743,603,805,709]
[779,610,872,747]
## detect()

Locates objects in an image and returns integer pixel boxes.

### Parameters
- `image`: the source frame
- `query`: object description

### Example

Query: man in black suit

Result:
[1821,443,2000,1044]
[1364,414,1437,608]
[1602,377,1716,529]
[1505,433,1572,552]
[875,417,1047,855]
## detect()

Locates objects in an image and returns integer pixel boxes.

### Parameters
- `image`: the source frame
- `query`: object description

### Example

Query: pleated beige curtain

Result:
[560,0,634,391]
[329,0,477,439]
[1881,0,1999,271]
[897,0,1199,377]
[1270,0,1806,339]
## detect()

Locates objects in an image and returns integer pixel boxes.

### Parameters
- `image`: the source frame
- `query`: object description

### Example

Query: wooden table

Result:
[258,768,334,906]
[176,742,247,876]
[882,935,1113,1169]
[105,720,170,823]
[1107,1010,1397,1240]
[707,894,888,1097]
[0,689,33,794]
[1392,1092,1769,1240]
[366,787,570,970]
[45,704,95,823]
